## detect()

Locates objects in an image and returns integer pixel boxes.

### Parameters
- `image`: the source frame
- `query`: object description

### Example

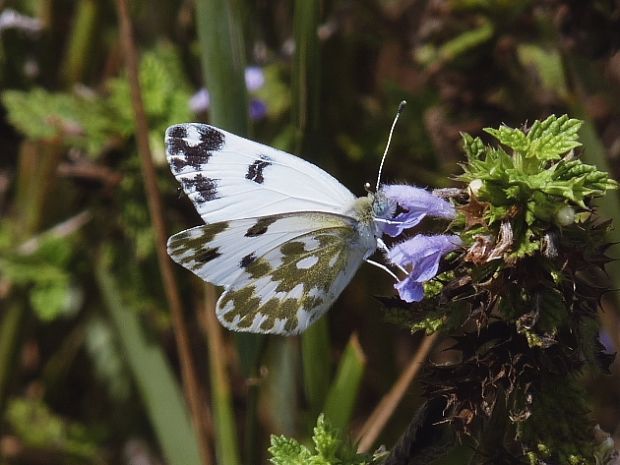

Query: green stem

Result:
[0,302,28,415]
[61,0,98,85]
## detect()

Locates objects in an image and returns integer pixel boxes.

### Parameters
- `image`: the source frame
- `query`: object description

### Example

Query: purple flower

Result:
[245,66,265,92]
[379,185,456,237]
[249,99,267,120]
[189,66,267,117]
[189,88,211,113]
[388,234,462,303]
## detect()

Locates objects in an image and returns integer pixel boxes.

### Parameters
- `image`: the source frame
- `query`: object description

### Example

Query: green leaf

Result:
[313,414,342,461]
[461,133,486,160]
[484,125,529,154]
[526,115,582,161]
[322,334,366,431]
[268,414,374,465]
[95,254,203,465]
[6,397,100,460]
[517,44,568,99]
[268,435,311,465]
[484,115,582,161]
[2,88,117,155]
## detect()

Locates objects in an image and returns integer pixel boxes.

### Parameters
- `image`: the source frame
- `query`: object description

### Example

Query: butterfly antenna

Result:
[376,100,407,191]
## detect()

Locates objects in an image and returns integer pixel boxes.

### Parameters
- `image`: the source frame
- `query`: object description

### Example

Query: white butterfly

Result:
[165,123,395,335]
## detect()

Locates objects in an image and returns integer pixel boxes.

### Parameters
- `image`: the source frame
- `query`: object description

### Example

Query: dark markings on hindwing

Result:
[181,174,219,202]
[167,125,225,173]
[245,154,272,184]
[194,248,221,264]
[245,217,278,237]
[240,253,256,268]
[167,222,228,257]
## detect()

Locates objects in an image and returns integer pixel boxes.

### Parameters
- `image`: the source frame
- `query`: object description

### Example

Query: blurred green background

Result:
[0,1,619,464]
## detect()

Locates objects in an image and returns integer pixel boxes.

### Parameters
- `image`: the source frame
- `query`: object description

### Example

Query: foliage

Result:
[0,223,79,321]
[1,2,619,465]
[1,44,192,158]
[5,397,100,462]
[268,414,378,465]
[383,115,618,464]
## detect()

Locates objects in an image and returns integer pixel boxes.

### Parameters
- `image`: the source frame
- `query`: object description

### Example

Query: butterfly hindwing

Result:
[165,124,358,223]
[167,211,375,335]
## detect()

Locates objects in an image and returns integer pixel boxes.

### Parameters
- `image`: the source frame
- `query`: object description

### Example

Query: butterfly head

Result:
[348,188,397,240]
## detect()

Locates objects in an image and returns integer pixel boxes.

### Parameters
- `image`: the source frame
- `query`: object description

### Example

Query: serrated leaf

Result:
[461,133,485,160]
[269,436,312,465]
[2,88,117,155]
[313,414,341,460]
[525,115,582,161]
[484,126,529,153]
[484,115,583,161]
[268,414,373,465]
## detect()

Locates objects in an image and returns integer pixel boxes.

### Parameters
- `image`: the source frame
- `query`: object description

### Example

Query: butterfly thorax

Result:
[349,190,396,241]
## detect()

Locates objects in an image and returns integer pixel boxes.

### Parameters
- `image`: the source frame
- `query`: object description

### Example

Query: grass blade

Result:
[301,317,331,417]
[203,285,241,465]
[195,0,248,134]
[95,253,202,465]
[322,333,366,431]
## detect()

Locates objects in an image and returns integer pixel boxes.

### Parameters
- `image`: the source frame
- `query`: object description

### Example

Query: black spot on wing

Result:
[245,217,277,237]
[168,125,188,139]
[197,125,226,151]
[245,154,272,184]
[240,253,256,268]
[181,174,219,202]
[167,125,225,173]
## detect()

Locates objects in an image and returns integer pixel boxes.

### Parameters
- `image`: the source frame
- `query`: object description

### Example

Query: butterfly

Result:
[165,123,398,335]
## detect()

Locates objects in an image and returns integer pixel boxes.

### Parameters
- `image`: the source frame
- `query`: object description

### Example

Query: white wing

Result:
[165,124,358,224]
[167,212,376,335]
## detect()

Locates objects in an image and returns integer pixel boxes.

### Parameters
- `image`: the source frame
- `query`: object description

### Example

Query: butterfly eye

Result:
[364,182,374,193]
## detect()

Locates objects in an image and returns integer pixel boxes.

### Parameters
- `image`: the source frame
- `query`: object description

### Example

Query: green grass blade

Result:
[0,303,27,415]
[291,0,333,423]
[322,334,366,431]
[95,253,202,465]
[262,338,299,436]
[204,286,241,465]
[194,1,255,463]
[292,0,321,152]
[195,0,248,134]
[61,0,98,84]
[301,318,331,417]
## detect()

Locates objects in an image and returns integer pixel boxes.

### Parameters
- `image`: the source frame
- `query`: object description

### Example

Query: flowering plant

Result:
[381,115,618,465]
[269,115,618,465]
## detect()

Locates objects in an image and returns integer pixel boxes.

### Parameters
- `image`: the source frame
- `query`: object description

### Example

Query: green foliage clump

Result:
[6,397,100,462]
[268,414,377,465]
[0,223,80,321]
[1,43,192,158]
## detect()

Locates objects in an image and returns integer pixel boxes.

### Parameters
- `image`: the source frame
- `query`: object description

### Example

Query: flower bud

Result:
[555,205,575,226]
[468,179,483,197]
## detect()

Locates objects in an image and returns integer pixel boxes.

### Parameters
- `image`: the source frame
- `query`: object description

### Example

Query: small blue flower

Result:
[189,66,267,119]
[388,234,462,302]
[189,88,211,113]
[379,185,456,237]
[249,99,267,120]
[245,66,265,92]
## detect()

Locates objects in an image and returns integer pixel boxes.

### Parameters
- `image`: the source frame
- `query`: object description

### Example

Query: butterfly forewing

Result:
[167,212,375,335]
[165,124,358,223]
